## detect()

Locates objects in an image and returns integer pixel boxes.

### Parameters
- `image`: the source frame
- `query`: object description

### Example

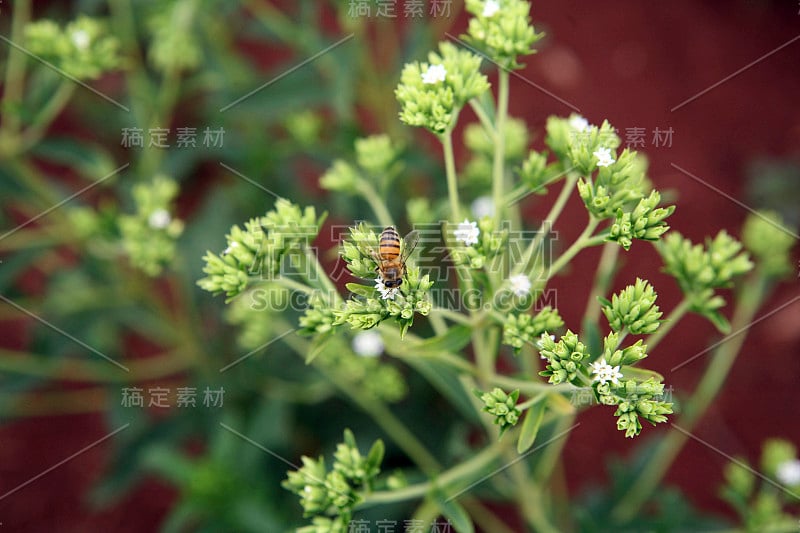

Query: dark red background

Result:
[1,1,799,530]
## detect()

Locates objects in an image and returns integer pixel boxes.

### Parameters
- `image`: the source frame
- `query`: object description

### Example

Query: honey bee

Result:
[374,226,419,288]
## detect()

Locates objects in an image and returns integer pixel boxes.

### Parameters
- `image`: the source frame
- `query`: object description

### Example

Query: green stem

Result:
[513,174,579,278]
[0,0,31,138]
[441,129,460,221]
[278,321,441,475]
[362,439,503,505]
[538,218,601,285]
[429,306,473,326]
[645,297,690,352]
[18,82,76,152]
[492,70,509,227]
[581,241,620,332]
[468,99,496,142]
[611,274,769,523]
[357,179,394,228]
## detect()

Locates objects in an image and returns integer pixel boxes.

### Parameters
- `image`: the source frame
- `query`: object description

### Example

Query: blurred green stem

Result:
[468,99,495,142]
[363,439,503,505]
[1,0,31,138]
[611,273,769,523]
[644,297,690,353]
[278,320,441,474]
[492,70,509,227]
[581,241,620,332]
[441,129,460,221]
[514,173,578,278]
[19,82,76,151]
[357,179,393,227]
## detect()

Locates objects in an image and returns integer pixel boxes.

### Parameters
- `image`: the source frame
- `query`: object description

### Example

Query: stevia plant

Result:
[196,1,793,531]
[1,1,797,532]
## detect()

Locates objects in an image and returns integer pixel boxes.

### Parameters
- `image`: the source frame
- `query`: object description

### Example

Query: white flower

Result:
[482,0,500,17]
[454,219,480,246]
[568,114,590,132]
[509,274,531,297]
[71,30,91,50]
[352,331,384,358]
[422,63,447,85]
[148,209,172,229]
[589,358,623,386]
[470,196,495,219]
[776,459,800,486]
[375,277,399,300]
[223,241,239,255]
[593,147,616,167]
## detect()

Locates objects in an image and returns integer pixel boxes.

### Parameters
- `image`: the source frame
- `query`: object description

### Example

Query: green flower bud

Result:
[465,117,529,160]
[516,149,555,195]
[320,160,360,193]
[539,330,589,385]
[463,0,544,70]
[284,110,323,147]
[355,134,404,177]
[658,231,753,332]
[476,387,521,435]
[147,2,201,72]
[742,211,797,278]
[25,16,121,80]
[607,191,675,251]
[502,306,564,353]
[600,278,663,334]
[396,42,490,134]
[119,175,183,276]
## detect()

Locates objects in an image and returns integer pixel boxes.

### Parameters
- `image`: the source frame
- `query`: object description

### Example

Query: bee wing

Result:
[401,230,420,261]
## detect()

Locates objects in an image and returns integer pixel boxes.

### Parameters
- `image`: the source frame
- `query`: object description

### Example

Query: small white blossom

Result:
[148,209,172,229]
[454,219,480,246]
[223,241,239,255]
[352,330,384,358]
[422,63,447,85]
[71,30,91,50]
[482,0,500,17]
[470,196,495,219]
[593,147,615,167]
[509,274,531,297]
[589,358,623,386]
[776,459,800,486]
[375,277,399,300]
[568,114,590,132]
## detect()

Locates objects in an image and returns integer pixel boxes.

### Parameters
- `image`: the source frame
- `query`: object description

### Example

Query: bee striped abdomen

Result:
[379,227,401,260]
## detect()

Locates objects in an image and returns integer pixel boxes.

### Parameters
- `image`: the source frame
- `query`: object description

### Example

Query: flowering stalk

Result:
[492,70,509,227]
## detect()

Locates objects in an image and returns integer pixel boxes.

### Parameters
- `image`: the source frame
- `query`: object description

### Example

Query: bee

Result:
[374,226,419,288]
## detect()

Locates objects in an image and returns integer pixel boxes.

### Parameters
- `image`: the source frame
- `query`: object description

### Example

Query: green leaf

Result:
[366,439,385,471]
[345,282,374,297]
[702,308,731,334]
[620,366,664,383]
[517,399,546,453]
[432,490,474,533]
[402,358,481,424]
[32,137,117,180]
[304,333,330,364]
[406,325,472,356]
